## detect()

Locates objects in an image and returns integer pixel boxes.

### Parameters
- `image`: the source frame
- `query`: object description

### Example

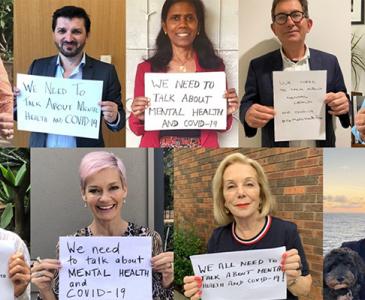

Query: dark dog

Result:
[324,247,365,300]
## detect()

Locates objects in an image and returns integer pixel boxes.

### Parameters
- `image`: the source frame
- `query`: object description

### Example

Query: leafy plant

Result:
[0,148,30,243]
[163,148,174,210]
[164,222,174,251]
[352,34,365,91]
[174,227,204,291]
[0,0,13,61]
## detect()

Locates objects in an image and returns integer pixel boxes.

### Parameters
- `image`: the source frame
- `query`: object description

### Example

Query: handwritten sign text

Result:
[190,247,286,300]
[273,71,326,141]
[144,72,227,130]
[17,74,103,139]
[59,236,152,300]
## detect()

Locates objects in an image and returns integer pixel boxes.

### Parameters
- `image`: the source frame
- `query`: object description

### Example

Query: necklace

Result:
[179,64,187,72]
[172,54,193,72]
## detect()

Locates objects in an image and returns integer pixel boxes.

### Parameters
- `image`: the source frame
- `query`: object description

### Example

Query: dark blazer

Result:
[24,54,125,147]
[239,48,350,147]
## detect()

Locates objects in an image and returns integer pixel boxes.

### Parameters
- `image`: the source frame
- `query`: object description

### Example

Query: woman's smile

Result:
[96,204,117,212]
[176,32,190,37]
[83,167,127,222]
[235,203,251,209]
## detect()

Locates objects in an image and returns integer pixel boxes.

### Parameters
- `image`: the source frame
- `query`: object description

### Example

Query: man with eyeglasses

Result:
[240,0,350,147]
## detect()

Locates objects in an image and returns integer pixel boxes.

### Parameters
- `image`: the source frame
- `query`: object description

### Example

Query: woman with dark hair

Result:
[130,0,238,148]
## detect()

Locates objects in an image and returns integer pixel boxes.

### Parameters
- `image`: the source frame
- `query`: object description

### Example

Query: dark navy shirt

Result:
[207,216,309,300]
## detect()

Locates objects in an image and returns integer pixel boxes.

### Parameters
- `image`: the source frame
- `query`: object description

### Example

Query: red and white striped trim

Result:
[232,215,272,245]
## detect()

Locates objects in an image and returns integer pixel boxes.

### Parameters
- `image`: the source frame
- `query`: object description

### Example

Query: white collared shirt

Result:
[280,46,316,147]
[46,53,87,148]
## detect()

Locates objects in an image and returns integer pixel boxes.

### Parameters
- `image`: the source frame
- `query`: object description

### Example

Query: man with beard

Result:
[22,6,125,147]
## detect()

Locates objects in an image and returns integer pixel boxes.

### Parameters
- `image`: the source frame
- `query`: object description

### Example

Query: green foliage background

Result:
[0,0,13,61]
[0,148,30,245]
[174,227,204,291]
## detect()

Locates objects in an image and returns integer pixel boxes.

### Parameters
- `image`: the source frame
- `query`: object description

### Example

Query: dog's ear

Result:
[324,248,341,272]
[358,257,365,284]
[323,250,335,289]
[352,250,365,284]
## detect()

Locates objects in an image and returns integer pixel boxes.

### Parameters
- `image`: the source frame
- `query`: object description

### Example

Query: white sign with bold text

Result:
[59,236,152,300]
[190,247,286,300]
[144,72,227,130]
[17,74,103,139]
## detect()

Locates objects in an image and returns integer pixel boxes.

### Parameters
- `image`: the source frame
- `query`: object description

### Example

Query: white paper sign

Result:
[190,247,286,300]
[144,72,227,130]
[17,74,103,139]
[59,236,152,300]
[273,71,326,141]
[0,240,16,300]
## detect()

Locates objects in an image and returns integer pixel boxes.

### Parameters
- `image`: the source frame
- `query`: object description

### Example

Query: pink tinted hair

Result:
[79,151,127,190]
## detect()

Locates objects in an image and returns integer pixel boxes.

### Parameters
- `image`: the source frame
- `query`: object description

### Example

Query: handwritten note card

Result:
[0,240,16,299]
[59,236,152,300]
[17,74,103,139]
[144,72,227,130]
[190,247,286,300]
[273,71,326,141]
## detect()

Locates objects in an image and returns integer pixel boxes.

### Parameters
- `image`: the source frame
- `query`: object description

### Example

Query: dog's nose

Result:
[337,276,345,282]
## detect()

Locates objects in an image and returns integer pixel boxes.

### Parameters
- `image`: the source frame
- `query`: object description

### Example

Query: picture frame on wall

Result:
[352,0,364,24]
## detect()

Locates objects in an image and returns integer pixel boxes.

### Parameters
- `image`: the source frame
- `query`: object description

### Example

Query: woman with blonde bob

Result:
[184,153,312,300]
[31,151,174,300]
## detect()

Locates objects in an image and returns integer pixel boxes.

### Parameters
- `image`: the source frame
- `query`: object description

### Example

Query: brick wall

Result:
[174,147,323,300]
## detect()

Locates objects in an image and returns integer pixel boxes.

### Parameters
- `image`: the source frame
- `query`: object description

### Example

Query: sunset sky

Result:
[324,148,365,213]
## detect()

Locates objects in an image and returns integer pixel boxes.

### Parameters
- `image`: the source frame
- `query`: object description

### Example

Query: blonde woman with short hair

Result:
[183,153,312,300]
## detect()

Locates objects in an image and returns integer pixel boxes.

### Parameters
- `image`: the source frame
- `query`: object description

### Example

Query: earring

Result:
[197,31,200,36]
[164,31,167,35]
[83,201,87,208]
[123,198,126,204]
[224,207,230,215]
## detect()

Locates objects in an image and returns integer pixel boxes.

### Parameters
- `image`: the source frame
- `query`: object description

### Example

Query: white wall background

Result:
[239,0,352,147]
[126,0,239,147]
